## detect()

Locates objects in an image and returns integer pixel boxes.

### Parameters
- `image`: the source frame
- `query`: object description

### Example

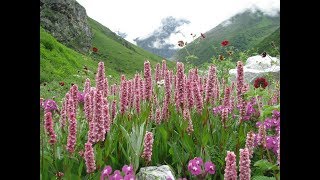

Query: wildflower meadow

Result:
[40,48,280,180]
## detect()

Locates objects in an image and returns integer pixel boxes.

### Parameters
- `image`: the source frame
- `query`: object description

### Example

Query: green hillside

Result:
[172,10,280,65]
[41,27,106,100]
[88,18,174,75]
[41,18,174,101]
[254,27,280,56]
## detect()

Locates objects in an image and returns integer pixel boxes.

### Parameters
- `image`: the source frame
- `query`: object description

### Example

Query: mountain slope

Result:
[41,27,104,99]
[254,27,280,56]
[172,9,280,65]
[41,17,175,100]
[88,18,173,75]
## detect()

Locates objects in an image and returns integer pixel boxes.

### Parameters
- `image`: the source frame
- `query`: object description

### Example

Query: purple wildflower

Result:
[204,161,216,174]
[122,164,134,175]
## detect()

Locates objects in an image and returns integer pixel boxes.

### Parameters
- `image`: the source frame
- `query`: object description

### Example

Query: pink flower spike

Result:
[224,151,237,180]
[239,148,251,180]
[84,142,96,173]
[44,112,57,145]
[141,131,154,162]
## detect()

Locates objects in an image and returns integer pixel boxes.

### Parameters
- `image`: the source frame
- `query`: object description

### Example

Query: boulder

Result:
[136,165,175,180]
[229,55,280,83]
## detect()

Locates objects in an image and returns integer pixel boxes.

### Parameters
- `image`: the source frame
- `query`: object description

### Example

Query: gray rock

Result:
[40,0,92,52]
[229,55,280,83]
[136,165,175,180]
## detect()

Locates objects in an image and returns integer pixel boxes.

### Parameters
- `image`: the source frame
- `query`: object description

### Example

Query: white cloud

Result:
[76,0,279,44]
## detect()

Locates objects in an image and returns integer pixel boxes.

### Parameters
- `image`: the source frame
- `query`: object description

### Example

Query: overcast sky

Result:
[76,0,279,46]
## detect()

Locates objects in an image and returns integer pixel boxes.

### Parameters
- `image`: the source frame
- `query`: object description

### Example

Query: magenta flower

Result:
[239,148,251,180]
[101,165,112,180]
[124,174,135,180]
[272,110,280,119]
[141,131,154,162]
[122,164,134,175]
[44,112,57,145]
[188,159,202,176]
[84,142,96,174]
[77,92,85,103]
[42,99,58,113]
[110,170,123,180]
[204,161,216,174]
[224,151,237,180]
[194,157,203,166]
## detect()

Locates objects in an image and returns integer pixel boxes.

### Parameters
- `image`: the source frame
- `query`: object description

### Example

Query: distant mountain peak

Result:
[172,10,280,65]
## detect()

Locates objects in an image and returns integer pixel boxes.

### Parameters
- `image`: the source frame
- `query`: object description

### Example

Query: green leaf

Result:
[159,126,168,142]
[252,176,276,180]
[254,159,278,171]
[78,161,84,177]
[169,147,174,155]
[201,133,210,146]
[119,125,130,143]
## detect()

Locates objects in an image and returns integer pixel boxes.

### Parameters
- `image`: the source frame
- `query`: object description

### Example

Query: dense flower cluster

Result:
[224,151,237,180]
[188,157,216,177]
[42,99,58,113]
[141,131,154,162]
[101,164,135,180]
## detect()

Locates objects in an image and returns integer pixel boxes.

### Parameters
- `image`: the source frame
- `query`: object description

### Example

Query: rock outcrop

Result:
[229,55,280,83]
[40,0,92,52]
[136,165,175,180]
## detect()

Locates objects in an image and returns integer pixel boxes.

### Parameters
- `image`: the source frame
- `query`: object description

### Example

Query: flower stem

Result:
[266,148,279,180]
